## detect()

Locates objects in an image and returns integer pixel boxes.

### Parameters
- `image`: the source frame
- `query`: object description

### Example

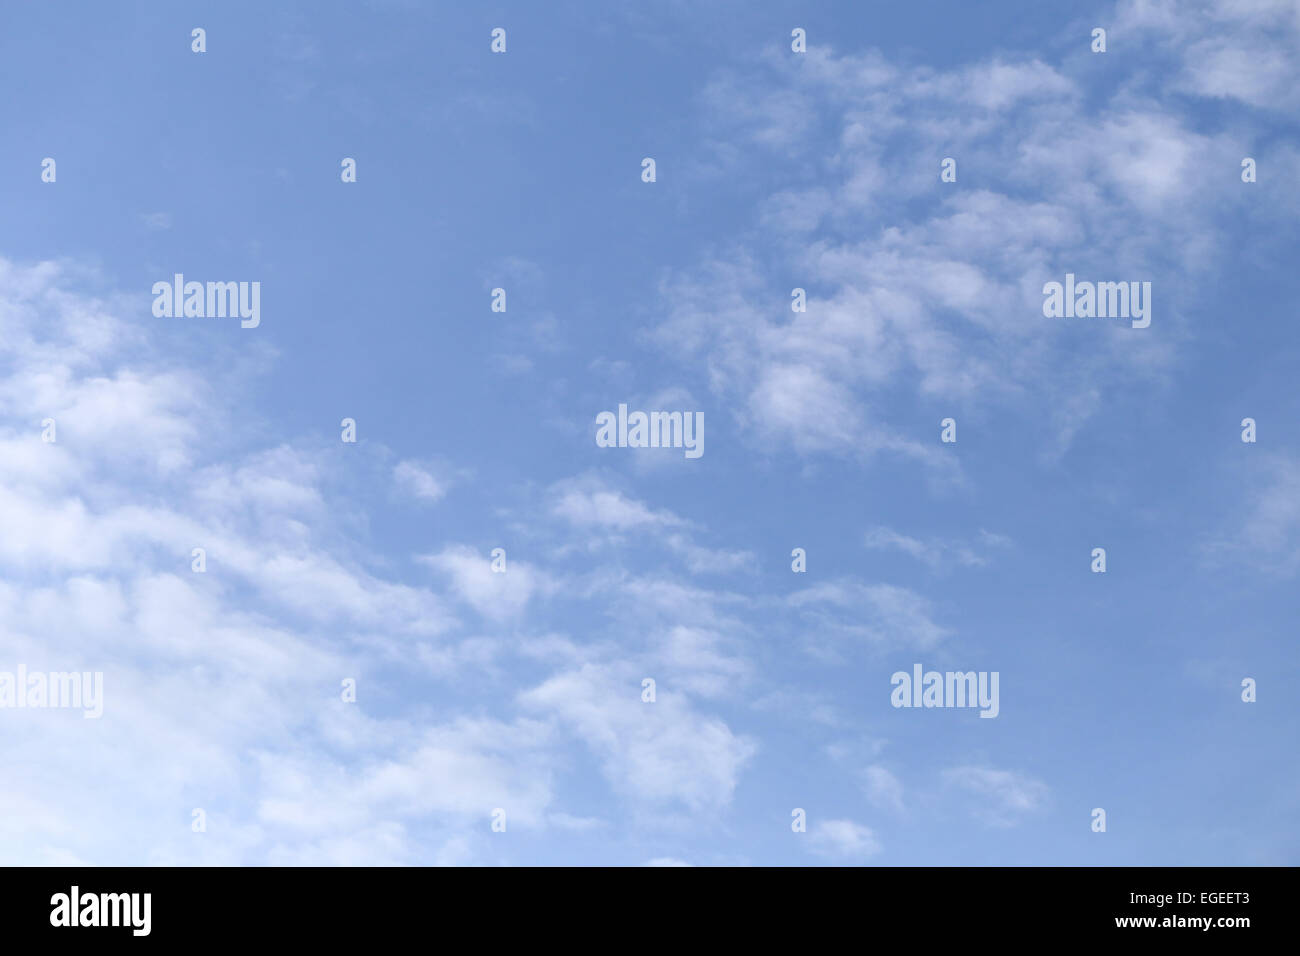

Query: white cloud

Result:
[420,545,551,622]
[654,625,750,699]
[808,819,881,860]
[551,484,685,532]
[943,766,1048,827]
[1209,455,1300,576]
[0,258,553,864]
[394,460,448,502]
[520,664,756,812]
[1117,0,1300,110]
[549,477,753,574]
[864,526,1010,570]
[788,580,952,651]
[863,765,905,814]
[654,36,1256,465]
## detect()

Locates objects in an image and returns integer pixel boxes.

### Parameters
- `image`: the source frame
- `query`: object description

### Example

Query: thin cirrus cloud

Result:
[652,3,1298,465]
[394,460,449,503]
[943,766,1050,828]
[863,526,1012,571]
[808,819,882,860]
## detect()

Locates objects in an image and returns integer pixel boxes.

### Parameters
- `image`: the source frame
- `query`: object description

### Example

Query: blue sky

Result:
[1,0,1297,865]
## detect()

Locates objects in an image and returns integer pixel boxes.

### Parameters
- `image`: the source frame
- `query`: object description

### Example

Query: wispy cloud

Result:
[943,766,1049,827]
[809,819,882,860]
